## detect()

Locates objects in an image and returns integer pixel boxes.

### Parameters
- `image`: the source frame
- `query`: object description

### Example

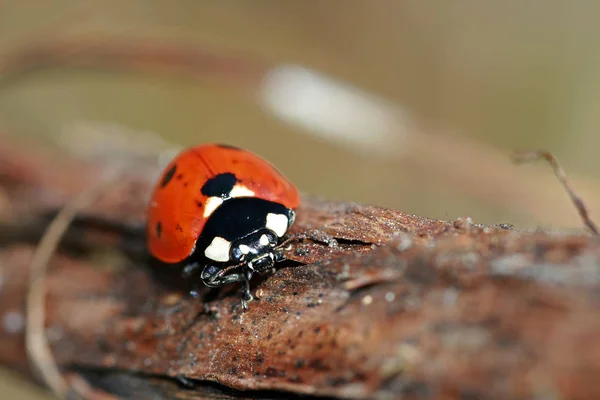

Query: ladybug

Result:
[147,143,300,308]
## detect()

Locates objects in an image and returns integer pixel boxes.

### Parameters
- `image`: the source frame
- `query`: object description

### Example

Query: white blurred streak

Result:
[260,64,410,156]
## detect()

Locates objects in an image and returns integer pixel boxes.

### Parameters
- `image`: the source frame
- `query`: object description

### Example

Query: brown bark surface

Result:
[1,133,599,400]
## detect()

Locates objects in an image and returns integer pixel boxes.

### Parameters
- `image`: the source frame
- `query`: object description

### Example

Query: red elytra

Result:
[147,143,300,264]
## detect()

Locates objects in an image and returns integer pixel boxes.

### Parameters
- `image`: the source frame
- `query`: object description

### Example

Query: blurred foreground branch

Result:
[0,133,599,400]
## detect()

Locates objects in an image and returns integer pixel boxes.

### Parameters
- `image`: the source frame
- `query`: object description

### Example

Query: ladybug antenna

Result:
[218,260,247,276]
[275,233,306,251]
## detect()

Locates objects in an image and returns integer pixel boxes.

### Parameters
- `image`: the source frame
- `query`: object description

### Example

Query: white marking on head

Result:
[204,237,231,262]
[238,244,251,255]
[266,213,289,237]
[259,234,270,246]
[203,197,223,218]
[229,184,255,198]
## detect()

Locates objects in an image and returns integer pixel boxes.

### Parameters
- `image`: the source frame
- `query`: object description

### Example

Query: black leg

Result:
[278,230,339,250]
[300,230,339,247]
[274,249,286,262]
[241,279,253,310]
[240,269,254,310]
[201,268,245,287]
[201,264,254,309]
[182,262,202,278]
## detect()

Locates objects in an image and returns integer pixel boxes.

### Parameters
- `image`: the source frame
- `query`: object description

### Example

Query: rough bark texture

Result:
[1,133,600,400]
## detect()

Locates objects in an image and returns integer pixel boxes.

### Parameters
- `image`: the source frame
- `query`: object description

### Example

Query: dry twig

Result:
[513,149,599,235]
[26,165,124,400]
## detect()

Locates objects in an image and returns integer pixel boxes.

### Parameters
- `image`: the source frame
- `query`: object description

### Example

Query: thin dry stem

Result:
[513,149,599,235]
[25,166,125,400]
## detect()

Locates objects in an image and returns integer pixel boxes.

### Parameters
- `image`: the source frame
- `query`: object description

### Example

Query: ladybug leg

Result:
[201,265,245,287]
[267,235,309,265]
[182,262,202,278]
[242,268,255,309]
[273,247,286,262]
[272,230,339,262]
[278,230,339,249]
[241,277,253,310]
[200,264,255,309]
[300,230,339,247]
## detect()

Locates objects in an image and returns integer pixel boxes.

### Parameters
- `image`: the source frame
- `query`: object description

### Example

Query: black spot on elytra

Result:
[175,223,183,233]
[156,222,162,238]
[160,164,177,188]
[195,201,203,208]
[216,143,241,150]
[176,173,183,180]
[201,173,238,198]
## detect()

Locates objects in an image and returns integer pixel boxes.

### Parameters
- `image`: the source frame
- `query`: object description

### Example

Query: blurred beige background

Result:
[1,1,600,398]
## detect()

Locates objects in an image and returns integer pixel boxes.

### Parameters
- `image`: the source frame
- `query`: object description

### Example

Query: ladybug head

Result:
[230,229,279,270]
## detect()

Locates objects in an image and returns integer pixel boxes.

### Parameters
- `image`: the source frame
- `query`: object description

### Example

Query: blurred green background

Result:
[1,1,600,398]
